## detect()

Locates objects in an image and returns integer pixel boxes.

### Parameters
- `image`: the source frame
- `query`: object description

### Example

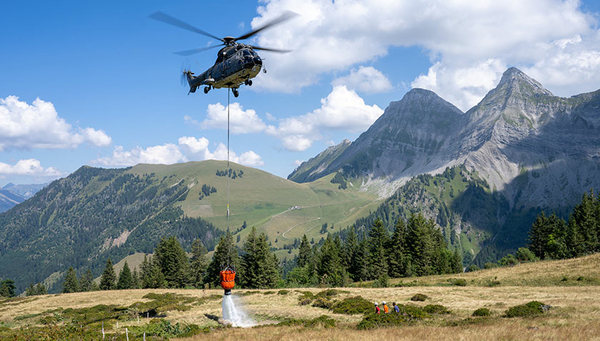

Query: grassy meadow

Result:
[2,254,600,340]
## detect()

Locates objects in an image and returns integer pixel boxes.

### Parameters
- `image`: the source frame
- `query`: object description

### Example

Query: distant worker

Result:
[393,302,399,313]
[383,301,389,313]
[375,302,380,314]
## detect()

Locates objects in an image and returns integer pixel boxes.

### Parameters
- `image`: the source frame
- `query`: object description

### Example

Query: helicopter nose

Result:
[254,57,262,65]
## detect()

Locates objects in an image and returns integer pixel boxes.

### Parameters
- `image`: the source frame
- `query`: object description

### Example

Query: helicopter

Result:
[149,11,296,97]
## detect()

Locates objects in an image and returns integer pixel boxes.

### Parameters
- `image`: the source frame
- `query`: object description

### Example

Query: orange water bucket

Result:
[220,268,235,295]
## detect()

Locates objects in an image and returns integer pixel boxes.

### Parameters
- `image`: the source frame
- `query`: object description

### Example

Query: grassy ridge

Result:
[130,161,380,250]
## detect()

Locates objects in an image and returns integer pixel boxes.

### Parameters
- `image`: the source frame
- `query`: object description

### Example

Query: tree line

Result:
[528,190,600,260]
[54,212,461,293]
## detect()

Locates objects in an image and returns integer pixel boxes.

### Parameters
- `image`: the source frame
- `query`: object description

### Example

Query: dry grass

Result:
[387,253,600,287]
[2,255,600,339]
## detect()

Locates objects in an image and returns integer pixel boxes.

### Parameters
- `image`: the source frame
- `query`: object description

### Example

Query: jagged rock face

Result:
[289,67,600,209]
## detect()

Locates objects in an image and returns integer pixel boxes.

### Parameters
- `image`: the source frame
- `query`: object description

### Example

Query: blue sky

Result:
[1,0,600,186]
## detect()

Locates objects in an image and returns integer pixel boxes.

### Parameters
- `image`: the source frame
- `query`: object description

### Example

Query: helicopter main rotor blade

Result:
[174,44,223,56]
[249,45,292,53]
[149,11,224,43]
[234,11,297,42]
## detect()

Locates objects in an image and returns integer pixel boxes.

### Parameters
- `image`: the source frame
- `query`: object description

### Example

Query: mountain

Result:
[0,161,379,293]
[2,182,48,199]
[0,183,48,213]
[290,67,600,264]
[0,189,24,213]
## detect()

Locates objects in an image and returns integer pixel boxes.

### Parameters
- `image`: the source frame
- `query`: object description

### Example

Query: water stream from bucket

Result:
[222,294,255,327]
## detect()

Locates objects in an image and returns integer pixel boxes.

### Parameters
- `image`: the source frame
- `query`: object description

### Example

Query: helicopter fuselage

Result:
[186,44,263,95]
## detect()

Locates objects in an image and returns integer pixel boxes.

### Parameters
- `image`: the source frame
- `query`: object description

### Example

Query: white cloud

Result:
[266,85,383,151]
[251,0,600,109]
[332,66,393,94]
[93,144,185,167]
[0,96,111,150]
[188,102,267,134]
[0,159,62,177]
[93,137,263,167]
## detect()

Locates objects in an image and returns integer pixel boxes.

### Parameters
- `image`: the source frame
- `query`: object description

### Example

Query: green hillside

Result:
[130,161,380,249]
[0,161,379,294]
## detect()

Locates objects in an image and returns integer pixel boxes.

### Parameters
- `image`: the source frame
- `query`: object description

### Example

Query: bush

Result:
[277,290,290,295]
[315,289,347,299]
[498,254,519,267]
[312,297,334,309]
[516,248,538,262]
[449,278,467,286]
[410,293,428,302]
[304,315,336,328]
[357,305,431,330]
[298,298,312,306]
[472,308,491,317]
[466,264,480,272]
[486,279,501,287]
[504,301,546,318]
[331,296,373,315]
[423,304,451,314]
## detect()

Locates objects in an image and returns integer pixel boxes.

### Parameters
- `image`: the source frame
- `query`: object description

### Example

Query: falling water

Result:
[222,294,255,327]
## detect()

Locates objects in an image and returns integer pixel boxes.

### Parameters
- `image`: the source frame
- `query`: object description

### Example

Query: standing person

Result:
[375,302,380,314]
[383,301,389,313]
[393,302,400,313]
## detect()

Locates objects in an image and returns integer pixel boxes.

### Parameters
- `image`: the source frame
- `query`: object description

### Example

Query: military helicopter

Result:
[150,11,296,97]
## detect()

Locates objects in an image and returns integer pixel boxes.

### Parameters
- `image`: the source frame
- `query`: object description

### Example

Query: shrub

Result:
[304,315,336,328]
[277,290,290,295]
[498,254,519,267]
[466,264,480,272]
[315,289,347,299]
[484,262,499,269]
[486,279,501,287]
[331,296,373,315]
[410,293,428,302]
[357,305,431,330]
[423,304,451,314]
[312,297,334,309]
[263,291,275,295]
[472,308,491,317]
[516,248,538,262]
[298,291,315,301]
[298,298,312,306]
[449,278,467,286]
[504,301,546,318]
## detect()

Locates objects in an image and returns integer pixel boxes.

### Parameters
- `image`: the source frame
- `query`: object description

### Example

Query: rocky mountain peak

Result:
[495,67,553,97]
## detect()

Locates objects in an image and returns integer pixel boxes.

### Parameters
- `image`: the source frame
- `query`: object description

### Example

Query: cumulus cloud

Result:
[0,159,63,178]
[93,137,264,168]
[332,66,393,94]
[266,85,383,151]
[186,102,267,134]
[0,96,111,150]
[93,144,185,167]
[251,0,600,110]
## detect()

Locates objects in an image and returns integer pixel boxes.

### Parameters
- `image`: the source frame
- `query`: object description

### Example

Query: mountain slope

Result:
[0,161,379,293]
[0,189,24,213]
[291,67,600,264]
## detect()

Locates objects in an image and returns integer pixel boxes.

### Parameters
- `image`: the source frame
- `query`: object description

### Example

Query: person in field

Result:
[383,301,389,313]
[393,302,400,313]
[374,302,380,314]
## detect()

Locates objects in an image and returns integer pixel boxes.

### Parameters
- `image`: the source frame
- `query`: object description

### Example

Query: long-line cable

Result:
[226,88,230,229]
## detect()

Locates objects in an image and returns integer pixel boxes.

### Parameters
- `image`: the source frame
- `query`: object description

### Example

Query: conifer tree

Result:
[26,283,35,296]
[241,227,280,288]
[100,259,117,290]
[140,254,153,288]
[154,236,190,288]
[189,238,209,287]
[571,191,598,254]
[388,219,408,277]
[62,267,79,293]
[79,268,94,292]
[117,261,133,289]
[206,230,240,287]
[35,283,47,295]
[317,234,343,286]
[132,268,140,289]
[368,219,389,280]
[297,234,312,268]
[0,279,16,297]
[342,227,358,270]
